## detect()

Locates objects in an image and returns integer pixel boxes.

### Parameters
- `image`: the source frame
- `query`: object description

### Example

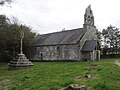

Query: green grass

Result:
[0,58,120,90]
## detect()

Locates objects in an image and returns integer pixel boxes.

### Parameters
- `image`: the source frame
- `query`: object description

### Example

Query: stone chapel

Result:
[29,5,100,61]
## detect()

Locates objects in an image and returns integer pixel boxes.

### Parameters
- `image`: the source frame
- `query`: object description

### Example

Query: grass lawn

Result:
[0,58,120,90]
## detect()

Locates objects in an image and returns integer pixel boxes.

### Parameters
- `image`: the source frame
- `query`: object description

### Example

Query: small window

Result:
[91,17,93,19]
[88,15,90,18]
[90,10,92,14]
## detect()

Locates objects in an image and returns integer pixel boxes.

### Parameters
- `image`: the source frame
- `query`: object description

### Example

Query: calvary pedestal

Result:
[8,54,33,69]
[8,28,33,69]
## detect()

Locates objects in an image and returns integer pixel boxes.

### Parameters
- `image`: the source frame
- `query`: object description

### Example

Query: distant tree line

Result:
[0,15,36,62]
[97,25,120,58]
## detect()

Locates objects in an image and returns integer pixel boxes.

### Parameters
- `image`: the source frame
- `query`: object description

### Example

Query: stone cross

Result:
[8,25,33,69]
[20,26,24,54]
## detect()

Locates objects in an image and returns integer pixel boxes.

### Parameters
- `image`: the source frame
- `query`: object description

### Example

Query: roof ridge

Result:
[39,28,83,36]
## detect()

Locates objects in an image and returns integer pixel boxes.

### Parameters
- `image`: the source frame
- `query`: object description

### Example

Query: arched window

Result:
[57,46,60,59]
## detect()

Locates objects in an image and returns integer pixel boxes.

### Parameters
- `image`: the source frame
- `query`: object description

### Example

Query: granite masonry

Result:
[29,5,100,61]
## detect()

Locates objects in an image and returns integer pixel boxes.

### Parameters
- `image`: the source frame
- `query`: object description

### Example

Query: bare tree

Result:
[0,0,13,5]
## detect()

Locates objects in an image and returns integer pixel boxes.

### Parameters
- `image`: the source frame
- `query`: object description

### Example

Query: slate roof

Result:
[32,28,85,46]
[81,40,98,51]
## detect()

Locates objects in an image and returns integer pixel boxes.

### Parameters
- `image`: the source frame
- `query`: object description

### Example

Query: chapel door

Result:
[40,53,43,60]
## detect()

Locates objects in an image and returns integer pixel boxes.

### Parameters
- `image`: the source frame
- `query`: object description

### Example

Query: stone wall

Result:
[79,24,98,60]
[80,24,97,48]
[31,44,80,61]
[81,50,100,61]
[81,52,90,60]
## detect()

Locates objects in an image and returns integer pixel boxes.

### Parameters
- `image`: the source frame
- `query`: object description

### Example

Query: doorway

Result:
[40,53,43,60]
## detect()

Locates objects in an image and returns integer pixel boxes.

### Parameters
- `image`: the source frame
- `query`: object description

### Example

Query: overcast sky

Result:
[0,0,120,34]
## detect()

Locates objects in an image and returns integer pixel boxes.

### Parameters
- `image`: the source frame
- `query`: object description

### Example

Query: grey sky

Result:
[0,0,120,34]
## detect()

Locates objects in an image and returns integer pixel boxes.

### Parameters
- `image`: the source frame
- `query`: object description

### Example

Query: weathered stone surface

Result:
[76,74,95,79]
[63,84,88,90]
[8,54,33,69]
[84,5,94,26]
[31,45,80,61]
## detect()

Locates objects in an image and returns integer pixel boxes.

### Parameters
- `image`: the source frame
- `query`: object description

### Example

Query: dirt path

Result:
[115,60,120,66]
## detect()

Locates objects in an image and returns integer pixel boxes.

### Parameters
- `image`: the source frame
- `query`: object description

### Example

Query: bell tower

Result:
[84,5,94,26]
[82,5,97,41]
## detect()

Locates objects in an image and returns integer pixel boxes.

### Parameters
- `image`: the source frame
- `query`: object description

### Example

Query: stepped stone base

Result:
[8,54,33,69]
